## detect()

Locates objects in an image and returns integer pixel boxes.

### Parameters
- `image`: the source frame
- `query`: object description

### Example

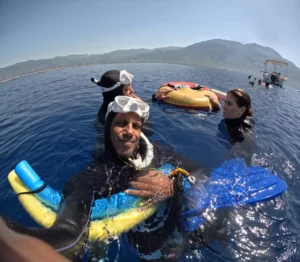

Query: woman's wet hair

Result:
[227,88,254,117]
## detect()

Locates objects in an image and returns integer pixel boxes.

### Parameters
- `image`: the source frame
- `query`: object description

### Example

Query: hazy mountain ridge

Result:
[0,40,298,86]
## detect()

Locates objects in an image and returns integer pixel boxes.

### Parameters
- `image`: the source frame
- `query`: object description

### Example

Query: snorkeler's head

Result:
[91,70,134,104]
[224,88,253,119]
[104,96,149,158]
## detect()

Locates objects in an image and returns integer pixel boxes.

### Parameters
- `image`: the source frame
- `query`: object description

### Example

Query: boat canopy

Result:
[264,60,288,66]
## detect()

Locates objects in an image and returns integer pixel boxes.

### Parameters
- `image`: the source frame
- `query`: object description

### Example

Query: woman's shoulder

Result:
[243,117,255,128]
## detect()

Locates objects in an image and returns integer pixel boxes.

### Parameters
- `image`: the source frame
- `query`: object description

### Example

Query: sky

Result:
[1,0,300,68]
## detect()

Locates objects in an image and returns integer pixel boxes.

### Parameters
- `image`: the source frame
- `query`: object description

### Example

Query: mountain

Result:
[0,40,299,87]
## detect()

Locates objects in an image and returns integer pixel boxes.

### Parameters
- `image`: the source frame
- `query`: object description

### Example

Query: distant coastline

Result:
[0,39,299,87]
[0,68,58,84]
[0,62,260,85]
[0,64,97,84]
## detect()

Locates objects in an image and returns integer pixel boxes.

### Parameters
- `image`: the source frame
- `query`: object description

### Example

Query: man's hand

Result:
[155,86,174,100]
[125,170,174,209]
[0,218,70,262]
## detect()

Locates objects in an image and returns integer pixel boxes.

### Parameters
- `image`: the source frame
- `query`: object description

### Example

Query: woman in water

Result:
[220,88,254,143]
[213,88,255,166]
[156,84,254,141]
[204,87,254,142]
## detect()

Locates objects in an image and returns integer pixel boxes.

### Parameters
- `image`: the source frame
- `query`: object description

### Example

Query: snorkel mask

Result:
[91,70,134,93]
[106,96,149,122]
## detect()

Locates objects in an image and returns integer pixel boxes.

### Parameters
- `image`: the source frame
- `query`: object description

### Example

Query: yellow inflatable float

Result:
[158,82,222,111]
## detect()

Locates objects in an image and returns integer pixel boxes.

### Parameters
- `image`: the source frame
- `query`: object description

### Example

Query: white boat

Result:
[260,60,289,88]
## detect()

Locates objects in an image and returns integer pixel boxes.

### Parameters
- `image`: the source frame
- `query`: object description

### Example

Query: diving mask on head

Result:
[91,70,134,92]
[106,96,149,122]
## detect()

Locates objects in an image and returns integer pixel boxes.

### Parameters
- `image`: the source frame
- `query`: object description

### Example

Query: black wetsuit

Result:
[4,113,206,261]
[218,117,255,143]
[218,117,255,166]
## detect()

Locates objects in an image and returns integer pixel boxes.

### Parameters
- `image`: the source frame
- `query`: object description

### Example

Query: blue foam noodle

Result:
[14,161,176,221]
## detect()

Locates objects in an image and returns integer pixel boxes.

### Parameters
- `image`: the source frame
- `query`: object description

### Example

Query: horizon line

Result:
[0,38,282,69]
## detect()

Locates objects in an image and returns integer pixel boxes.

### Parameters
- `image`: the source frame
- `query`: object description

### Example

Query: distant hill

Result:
[0,40,298,87]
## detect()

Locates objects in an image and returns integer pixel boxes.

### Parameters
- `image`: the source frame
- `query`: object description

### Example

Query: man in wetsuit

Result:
[3,96,206,261]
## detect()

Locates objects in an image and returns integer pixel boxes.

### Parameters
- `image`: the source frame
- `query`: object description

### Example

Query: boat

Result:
[260,60,289,88]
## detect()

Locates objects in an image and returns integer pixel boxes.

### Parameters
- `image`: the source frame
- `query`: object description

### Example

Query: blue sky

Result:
[1,0,299,68]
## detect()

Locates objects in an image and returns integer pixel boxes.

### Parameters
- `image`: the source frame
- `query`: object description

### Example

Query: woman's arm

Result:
[152,86,174,101]
[205,94,221,112]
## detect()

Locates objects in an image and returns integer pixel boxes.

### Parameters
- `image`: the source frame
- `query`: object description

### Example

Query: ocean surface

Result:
[0,63,300,261]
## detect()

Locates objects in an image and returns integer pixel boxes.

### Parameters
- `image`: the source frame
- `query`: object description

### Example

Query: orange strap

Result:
[169,168,190,177]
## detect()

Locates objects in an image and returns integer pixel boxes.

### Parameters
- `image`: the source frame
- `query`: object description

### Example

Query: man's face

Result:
[110,112,142,158]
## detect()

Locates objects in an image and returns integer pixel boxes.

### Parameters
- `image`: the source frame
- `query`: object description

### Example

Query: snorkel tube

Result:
[91,78,99,85]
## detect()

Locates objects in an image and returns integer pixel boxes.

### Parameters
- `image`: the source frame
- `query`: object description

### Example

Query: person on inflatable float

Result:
[2,96,207,261]
[152,82,221,112]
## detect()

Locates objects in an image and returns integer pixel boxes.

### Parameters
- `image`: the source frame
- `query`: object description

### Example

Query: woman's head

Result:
[223,88,253,119]
[104,96,149,159]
